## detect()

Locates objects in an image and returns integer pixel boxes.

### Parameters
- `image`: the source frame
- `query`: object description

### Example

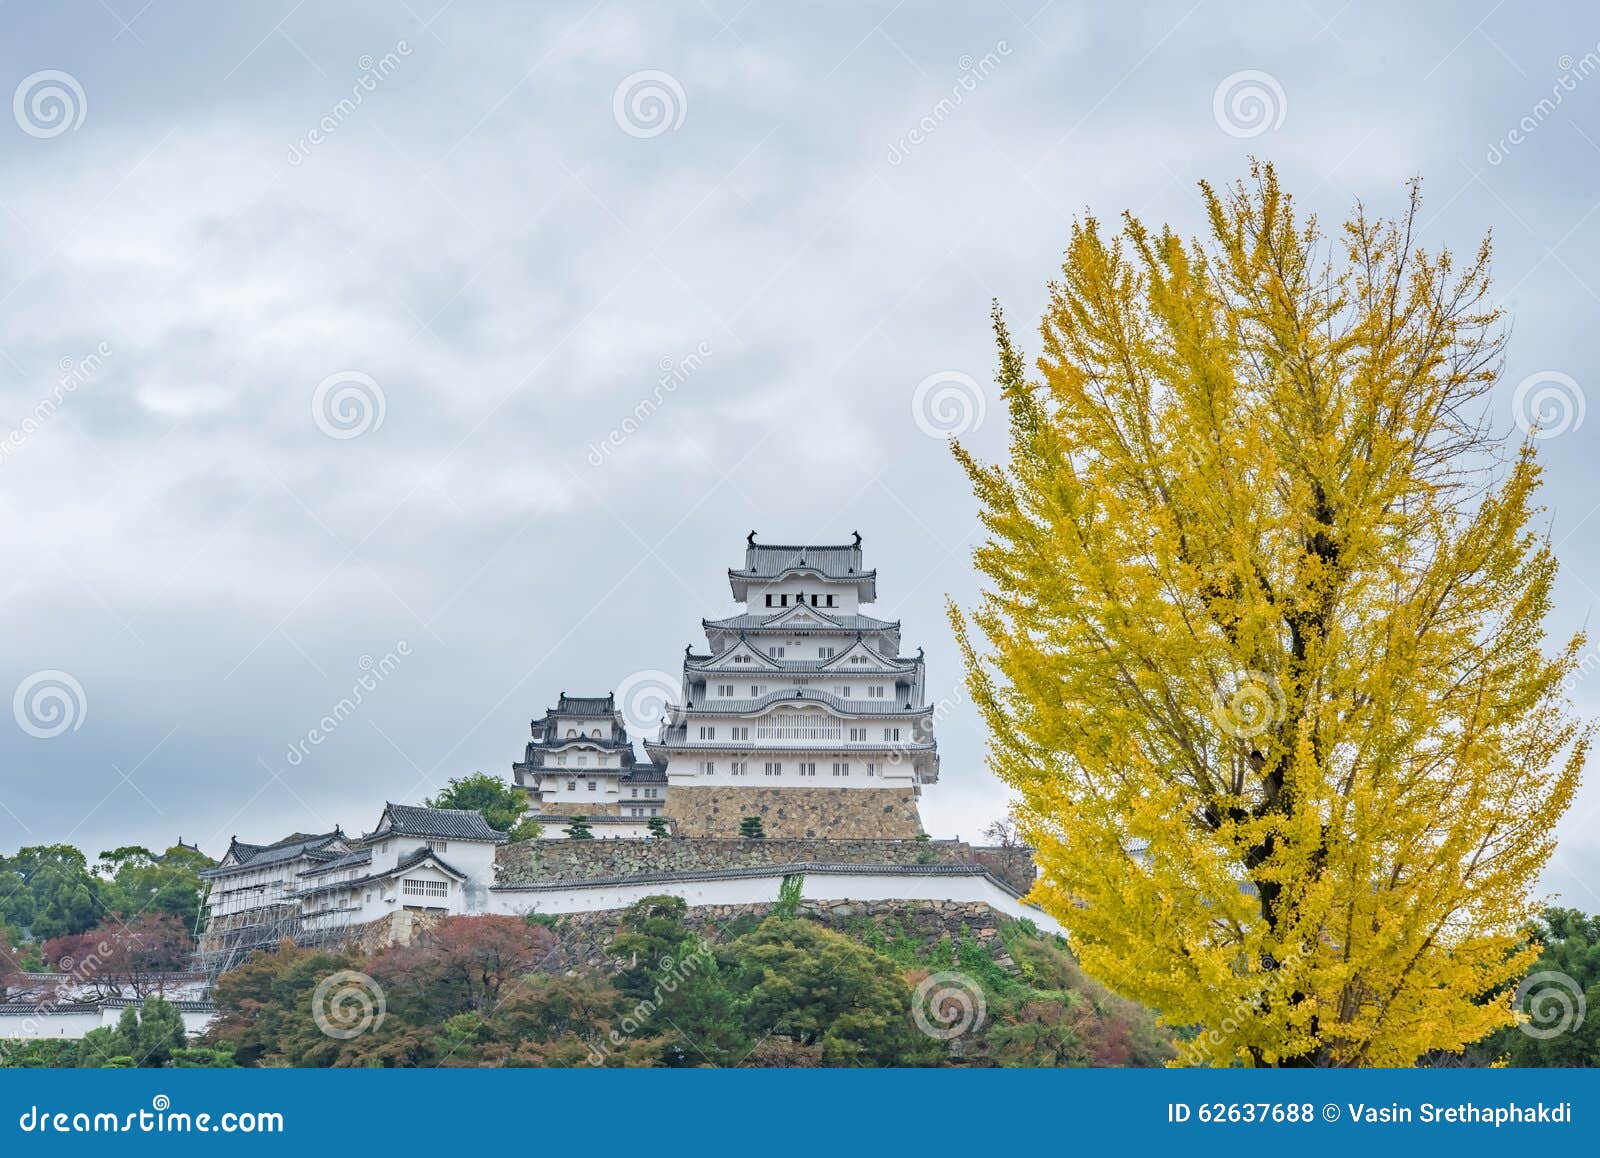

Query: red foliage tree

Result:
[41,911,193,999]
[371,916,557,1018]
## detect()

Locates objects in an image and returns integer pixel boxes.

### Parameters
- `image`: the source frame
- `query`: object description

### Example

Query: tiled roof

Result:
[200,830,345,877]
[620,763,667,783]
[687,652,918,674]
[525,814,662,826]
[376,803,508,843]
[297,849,373,878]
[555,693,615,716]
[669,688,932,715]
[703,611,898,632]
[734,533,865,580]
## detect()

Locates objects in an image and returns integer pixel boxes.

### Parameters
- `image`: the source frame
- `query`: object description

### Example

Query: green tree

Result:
[564,816,593,840]
[0,845,105,939]
[738,816,766,840]
[611,896,747,1066]
[731,917,939,1066]
[1491,909,1600,1066]
[425,773,541,840]
[98,844,213,930]
[77,998,187,1068]
[646,816,670,839]
[205,944,366,1067]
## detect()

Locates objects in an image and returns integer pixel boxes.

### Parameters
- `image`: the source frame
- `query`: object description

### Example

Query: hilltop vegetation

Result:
[198,898,1174,1068]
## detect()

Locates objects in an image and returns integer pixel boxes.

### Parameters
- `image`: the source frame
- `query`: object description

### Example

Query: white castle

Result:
[645,532,941,800]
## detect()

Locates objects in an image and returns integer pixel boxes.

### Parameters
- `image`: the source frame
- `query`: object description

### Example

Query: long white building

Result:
[196,803,505,973]
[645,533,938,837]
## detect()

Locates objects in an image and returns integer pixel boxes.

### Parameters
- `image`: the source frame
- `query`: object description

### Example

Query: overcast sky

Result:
[3,1,1598,904]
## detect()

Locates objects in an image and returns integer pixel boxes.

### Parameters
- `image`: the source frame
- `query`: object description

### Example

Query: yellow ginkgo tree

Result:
[950,163,1589,1067]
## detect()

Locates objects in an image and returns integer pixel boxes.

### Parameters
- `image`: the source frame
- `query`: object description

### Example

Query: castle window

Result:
[631,788,639,798]
[758,712,841,741]
[832,762,849,777]
[587,781,597,791]
[646,788,658,798]
[425,840,448,853]
[842,688,852,699]
[730,761,746,776]
[699,725,716,740]
[883,727,901,742]
[402,879,448,898]
[868,686,884,698]
[765,594,774,607]
[769,646,785,658]
[731,726,750,741]
[799,762,816,776]
[717,684,733,697]
[820,647,835,659]
[567,781,576,791]
[867,763,879,777]
[577,755,588,766]
[810,595,820,606]
[826,595,836,607]
[700,761,715,775]
[567,728,577,736]
[764,761,782,776]
[750,685,762,696]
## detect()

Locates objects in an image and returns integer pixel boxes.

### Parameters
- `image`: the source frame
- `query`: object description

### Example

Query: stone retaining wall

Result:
[534,898,1026,973]
[496,837,1036,893]
[666,785,923,838]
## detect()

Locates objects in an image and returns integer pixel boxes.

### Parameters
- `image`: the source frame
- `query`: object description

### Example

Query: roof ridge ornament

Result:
[748,529,757,546]
[853,530,861,546]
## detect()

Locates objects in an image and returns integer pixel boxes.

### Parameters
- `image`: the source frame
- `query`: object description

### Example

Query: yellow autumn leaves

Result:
[952,163,1589,1067]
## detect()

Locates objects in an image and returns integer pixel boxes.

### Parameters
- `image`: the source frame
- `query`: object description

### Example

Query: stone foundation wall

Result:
[666,785,923,839]
[535,801,621,817]
[534,898,1025,973]
[496,837,1036,894]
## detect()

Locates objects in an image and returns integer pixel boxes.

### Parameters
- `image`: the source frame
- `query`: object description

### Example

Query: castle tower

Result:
[514,692,668,821]
[645,532,937,838]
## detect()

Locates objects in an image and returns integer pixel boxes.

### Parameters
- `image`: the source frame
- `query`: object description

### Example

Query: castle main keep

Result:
[516,533,941,840]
